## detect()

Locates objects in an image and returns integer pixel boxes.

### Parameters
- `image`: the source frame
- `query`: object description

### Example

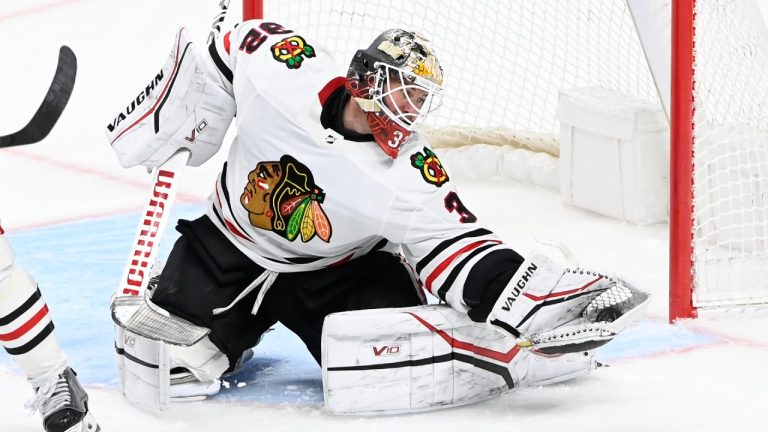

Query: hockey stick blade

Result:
[0,46,77,148]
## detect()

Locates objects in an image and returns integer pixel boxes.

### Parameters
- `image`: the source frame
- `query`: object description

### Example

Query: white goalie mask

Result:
[373,58,443,131]
[346,29,444,158]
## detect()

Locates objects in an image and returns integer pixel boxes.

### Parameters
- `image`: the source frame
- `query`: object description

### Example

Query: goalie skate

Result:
[27,367,100,432]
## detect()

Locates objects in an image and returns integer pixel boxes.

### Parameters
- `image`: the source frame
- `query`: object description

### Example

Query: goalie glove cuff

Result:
[486,255,567,337]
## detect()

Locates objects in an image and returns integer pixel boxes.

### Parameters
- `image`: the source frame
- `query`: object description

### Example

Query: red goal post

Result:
[669,0,695,321]
[242,1,768,321]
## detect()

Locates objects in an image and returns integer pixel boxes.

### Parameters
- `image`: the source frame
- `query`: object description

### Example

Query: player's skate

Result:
[27,367,100,432]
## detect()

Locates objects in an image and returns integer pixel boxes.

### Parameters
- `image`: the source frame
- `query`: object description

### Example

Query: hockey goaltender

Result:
[105,18,650,415]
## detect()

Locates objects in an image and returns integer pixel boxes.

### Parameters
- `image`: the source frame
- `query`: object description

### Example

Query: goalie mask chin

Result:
[346,29,444,159]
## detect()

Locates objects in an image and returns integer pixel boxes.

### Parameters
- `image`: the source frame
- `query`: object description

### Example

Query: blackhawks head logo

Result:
[240,155,332,243]
[410,147,449,187]
[271,35,315,69]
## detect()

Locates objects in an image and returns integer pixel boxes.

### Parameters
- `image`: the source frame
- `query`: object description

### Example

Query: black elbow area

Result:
[464,249,524,322]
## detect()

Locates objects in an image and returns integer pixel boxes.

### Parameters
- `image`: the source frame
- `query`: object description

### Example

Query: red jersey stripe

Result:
[224,31,232,54]
[318,76,346,106]
[424,239,502,293]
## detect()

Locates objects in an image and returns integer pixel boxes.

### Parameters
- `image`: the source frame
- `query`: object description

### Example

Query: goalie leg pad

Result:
[115,323,226,410]
[115,326,171,411]
[519,350,595,387]
[322,305,596,415]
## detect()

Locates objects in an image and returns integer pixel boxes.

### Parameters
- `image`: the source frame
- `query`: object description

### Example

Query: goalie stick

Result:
[0,46,77,148]
[111,1,233,347]
[109,149,208,346]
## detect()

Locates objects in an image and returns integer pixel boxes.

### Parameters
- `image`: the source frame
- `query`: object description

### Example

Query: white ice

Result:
[2,1,768,431]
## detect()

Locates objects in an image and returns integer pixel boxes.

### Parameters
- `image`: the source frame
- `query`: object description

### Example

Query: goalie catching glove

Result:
[487,254,650,354]
[105,27,235,168]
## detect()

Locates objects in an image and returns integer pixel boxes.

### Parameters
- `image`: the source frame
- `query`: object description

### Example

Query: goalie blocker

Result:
[104,27,235,169]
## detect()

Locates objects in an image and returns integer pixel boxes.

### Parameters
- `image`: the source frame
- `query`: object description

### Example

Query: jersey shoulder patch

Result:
[409,146,450,187]
[270,34,316,69]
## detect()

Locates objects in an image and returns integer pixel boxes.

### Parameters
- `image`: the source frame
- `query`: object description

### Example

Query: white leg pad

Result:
[115,325,171,411]
[115,324,227,410]
[519,350,595,387]
[322,305,595,415]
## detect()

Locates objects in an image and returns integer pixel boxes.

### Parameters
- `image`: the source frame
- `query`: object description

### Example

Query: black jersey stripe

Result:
[436,243,499,301]
[327,351,513,389]
[4,322,54,355]
[154,42,193,133]
[262,255,323,265]
[208,40,233,84]
[371,238,389,252]
[210,203,229,231]
[0,287,42,326]
[415,228,492,274]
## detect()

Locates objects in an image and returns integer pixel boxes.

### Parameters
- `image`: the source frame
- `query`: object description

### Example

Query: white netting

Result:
[255,0,768,310]
[692,0,768,307]
[259,0,659,160]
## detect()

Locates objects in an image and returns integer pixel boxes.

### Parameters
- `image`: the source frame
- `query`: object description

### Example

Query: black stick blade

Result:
[0,46,77,148]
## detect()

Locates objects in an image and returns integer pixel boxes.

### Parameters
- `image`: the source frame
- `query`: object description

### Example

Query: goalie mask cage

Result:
[242,0,768,321]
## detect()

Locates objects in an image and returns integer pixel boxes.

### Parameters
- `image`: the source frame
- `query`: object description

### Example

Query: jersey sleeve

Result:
[206,20,301,98]
[381,144,525,315]
[206,24,237,96]
[206,19,338,124]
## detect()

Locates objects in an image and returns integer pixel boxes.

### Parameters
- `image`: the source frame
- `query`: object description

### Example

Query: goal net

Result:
[247,0,660,189]
[243,0,768,318]
[681,0,768,313]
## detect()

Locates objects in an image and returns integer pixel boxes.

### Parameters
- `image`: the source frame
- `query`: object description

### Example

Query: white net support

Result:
[692,0,768,308]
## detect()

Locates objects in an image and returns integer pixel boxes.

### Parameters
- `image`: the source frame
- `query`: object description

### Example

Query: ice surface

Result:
[2,1,768,431]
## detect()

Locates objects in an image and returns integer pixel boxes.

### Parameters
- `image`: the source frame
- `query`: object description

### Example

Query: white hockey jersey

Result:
[205,21,522,311]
